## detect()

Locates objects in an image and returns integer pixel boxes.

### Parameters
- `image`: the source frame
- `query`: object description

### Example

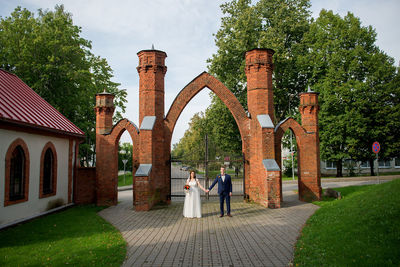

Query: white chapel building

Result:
[0,69,84,227]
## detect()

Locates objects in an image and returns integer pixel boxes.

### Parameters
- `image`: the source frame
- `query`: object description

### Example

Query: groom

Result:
[206,166,232,217]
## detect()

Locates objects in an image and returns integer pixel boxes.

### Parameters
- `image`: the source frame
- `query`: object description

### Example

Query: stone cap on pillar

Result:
[140,116,156,130]
[257,114,274,128]
[95,91,115,107]
[262,159,281,171]
[135,164,152,176]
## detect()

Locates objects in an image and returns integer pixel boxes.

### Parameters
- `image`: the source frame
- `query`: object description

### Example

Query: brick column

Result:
[245,48,275,118]
[245,48,279,207]
[95,92,118,206]
[299,91,322,201]
[136,49,169,210]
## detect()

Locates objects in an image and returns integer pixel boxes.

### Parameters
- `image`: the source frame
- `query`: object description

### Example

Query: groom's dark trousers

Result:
[209,174,232,215]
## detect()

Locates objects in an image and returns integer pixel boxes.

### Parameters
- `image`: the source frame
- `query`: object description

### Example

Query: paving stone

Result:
[99,191,318,267]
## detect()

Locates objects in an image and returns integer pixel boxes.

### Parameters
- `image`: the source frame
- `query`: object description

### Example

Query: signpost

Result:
[372,141,380,183]
[122,159,128,186]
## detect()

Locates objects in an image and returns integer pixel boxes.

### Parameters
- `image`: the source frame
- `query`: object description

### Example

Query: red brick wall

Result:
[74,167,96,204]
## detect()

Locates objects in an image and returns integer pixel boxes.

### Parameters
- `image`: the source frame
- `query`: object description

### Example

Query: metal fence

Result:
[170,161,244,198]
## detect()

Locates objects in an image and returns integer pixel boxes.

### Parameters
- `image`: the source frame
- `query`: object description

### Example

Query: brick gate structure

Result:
[94,48,321,211]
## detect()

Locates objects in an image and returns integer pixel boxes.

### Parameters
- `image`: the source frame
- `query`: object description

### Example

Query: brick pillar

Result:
[245,48,275,118]
[299,91,322,201]
[136,49,169,210]
[245,48,280,207]
[95,92,118,206]
[137,50,167,124]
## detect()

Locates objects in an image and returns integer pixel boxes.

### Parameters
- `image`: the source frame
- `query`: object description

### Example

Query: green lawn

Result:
[118,173,133,187]
[0,205,126,267]
[293,179,400,266]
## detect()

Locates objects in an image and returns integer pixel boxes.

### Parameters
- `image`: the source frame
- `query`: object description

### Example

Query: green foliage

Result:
[172,112,209,162]
[200,0,312,157]
[118,142,133,171]
[171,107,243,162]
[294,179,400,266]
[0,205,126,266]
[208,0,311,120]
[300,10,399,176]
[0,5,127,166]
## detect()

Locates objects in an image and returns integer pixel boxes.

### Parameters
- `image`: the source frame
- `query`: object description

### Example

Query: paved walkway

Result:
[100,176,399,267]
[99,191,318,267]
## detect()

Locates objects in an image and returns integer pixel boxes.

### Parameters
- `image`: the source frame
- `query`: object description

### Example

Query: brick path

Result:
[99,191,318,267]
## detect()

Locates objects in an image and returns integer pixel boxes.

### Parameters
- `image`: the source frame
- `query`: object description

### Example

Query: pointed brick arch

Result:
[108,118,140,174]
[95,118,140,206]
[274,117,321,202]
[275,118,306,145]
[165,72,249,142]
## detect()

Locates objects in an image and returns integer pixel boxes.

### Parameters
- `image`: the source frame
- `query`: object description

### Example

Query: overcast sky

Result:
[1,0,399,145]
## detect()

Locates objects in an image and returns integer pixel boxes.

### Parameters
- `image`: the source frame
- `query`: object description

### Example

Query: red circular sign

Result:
[372,141,380,154]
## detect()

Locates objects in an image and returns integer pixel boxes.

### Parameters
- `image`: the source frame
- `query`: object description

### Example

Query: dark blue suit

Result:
[209,174,232,215]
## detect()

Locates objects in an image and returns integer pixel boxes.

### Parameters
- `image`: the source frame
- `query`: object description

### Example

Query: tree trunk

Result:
[336,159,343,177]
[369,158,375,176]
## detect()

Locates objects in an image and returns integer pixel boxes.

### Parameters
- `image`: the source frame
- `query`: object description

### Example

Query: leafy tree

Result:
[118,143,133,171]
[301,10,399,176]
[205,0,312,156]
[172,112,209,163]
[0,5,127,166]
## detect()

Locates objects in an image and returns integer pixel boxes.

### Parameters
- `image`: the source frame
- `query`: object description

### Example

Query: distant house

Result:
[0,69,84,228]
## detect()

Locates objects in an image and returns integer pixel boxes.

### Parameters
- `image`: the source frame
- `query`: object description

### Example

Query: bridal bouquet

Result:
[184,185,190,193]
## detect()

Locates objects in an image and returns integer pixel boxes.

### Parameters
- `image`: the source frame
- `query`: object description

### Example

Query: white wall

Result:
[0,128,70,227]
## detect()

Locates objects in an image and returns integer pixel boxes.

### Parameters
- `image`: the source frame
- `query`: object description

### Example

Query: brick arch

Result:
[165,72,249,142]
[274,117,306,145]
[108,119,139,145]
[107,118,140,176]
[274,117,313,202]
[274,117,306,171]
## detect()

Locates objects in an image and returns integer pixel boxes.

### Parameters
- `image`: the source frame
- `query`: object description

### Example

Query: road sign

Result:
[372,142,380,154]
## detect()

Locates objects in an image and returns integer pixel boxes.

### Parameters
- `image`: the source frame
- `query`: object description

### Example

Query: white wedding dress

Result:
[183,178,202,218]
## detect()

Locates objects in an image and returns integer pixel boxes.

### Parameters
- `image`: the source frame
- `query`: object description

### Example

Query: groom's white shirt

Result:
[222,175,225,182]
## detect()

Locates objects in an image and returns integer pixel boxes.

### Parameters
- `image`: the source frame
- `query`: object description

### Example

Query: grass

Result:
[293,179,400,266]
[0,205,126,267]
[118,173,133,187]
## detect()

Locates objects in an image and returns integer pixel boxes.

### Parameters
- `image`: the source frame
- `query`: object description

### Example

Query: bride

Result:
[183,170,207,218]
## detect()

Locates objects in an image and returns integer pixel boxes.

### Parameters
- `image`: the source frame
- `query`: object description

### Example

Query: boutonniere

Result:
[218,175,221,178]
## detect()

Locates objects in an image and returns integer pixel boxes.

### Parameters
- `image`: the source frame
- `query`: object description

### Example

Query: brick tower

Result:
[136,49,169,210]
[245,48,281,208]
[94,91,117,205]
[298,90,322,201]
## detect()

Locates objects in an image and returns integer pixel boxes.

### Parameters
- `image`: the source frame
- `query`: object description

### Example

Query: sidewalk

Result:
[99,191,318,267]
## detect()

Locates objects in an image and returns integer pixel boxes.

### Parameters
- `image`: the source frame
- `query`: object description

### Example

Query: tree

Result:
[300,10,399,176]
[171,112,210,162]
[0,5,127,166]
[118,143,133,171]
[205,0,312,156]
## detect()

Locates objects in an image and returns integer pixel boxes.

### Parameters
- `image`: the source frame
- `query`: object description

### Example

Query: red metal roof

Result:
[0,69,85,136]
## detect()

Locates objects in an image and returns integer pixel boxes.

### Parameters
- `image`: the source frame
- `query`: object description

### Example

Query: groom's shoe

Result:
[227,214,232,217]
[219,214,224,217]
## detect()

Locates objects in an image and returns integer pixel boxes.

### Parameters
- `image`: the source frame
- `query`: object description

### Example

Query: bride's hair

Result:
[187,171,197,183]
